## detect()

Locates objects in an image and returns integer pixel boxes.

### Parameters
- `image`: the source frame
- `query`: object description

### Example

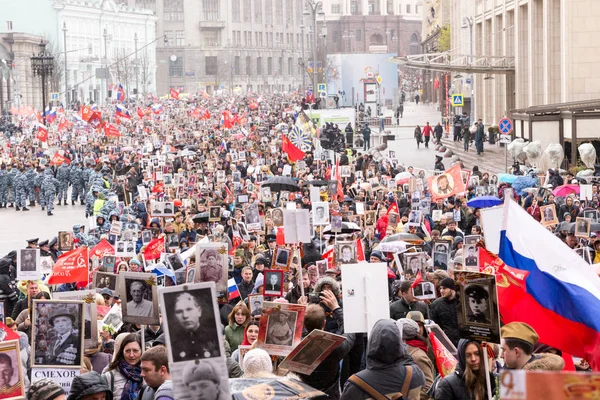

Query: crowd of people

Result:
[0,91,596,400]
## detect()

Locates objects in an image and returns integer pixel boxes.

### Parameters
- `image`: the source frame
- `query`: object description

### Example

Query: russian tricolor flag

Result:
[45,108,57,123]
[116,83,125,101]
[228,278,240,301]
[499,199,600,370]
[115,104,132,119]
[151,104,163,114]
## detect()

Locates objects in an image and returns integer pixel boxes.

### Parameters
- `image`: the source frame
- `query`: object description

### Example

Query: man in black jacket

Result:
[389,281,429,320]
[0,258,17,317]
[430,278,460,346]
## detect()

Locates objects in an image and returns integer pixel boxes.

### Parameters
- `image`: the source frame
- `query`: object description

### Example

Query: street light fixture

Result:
[303,0,323,107]
[462,17,474,120]
[30,40,54,124]
[62,22,68,106]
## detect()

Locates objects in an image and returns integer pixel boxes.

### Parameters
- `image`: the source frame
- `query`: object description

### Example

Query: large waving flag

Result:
[115,104,131,119]
[116,83,125,101]
[499,199,600,370]
[36,124,48,142]
[281,134,305,162]
[48,247,89,284]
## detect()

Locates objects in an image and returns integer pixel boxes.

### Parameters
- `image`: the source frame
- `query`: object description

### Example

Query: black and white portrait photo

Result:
[464,284,491,325]
[312,202,330,226]
[150,201,164,216]
[455,271,501,343]
[17,249,40,281]
[540,204,557,226]
[273,248,291,269]
[159,283,224,364]
[408,210,421,226]
[403,253,425,280]
[0,340,25,399]
[328,181,338,197]
[196,244,228,295]
[169,358,231,400]
[32,300,83,367]
[167,234,179,249]
[209,206,221,222]
[336,241,356,264]
[186,268,196,284]
[265,309,297,346]
[464,245,479,269]
[261,187,272,203]
[53,290,98,350]
[58,231,74,251]
[331,215,343,233]
[119,272,159,325]
[245,203,260,230]
[115,241,135,257]
[248,294,264,317]
[141,230,153,245]
[102,255,116,272]
[575,217,591,238]
[271,208,284,227]
[94,272,117,293]
[163,202,174,216]
[264,270,284,296]
[412,281,437,300]
[166,253,185,271]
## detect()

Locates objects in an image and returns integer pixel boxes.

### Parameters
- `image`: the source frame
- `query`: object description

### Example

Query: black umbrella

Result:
[307,179,328,187]
[261,176,300,192]
[192,212,209,223]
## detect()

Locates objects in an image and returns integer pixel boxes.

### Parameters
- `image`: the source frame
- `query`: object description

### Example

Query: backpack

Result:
[348,366,413,400]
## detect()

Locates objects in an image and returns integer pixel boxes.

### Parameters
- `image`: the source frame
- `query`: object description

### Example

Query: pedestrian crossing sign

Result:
[451,94,464,107]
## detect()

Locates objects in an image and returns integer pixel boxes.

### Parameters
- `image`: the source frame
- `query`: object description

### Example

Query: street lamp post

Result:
[63,22,68,107]
[321,18,327,109]
[103,28,109,104]
[30,40,54,124]
[134,32,139,101]
[462,17,474,121]
[300,24,306,92]
[303,0,323,107]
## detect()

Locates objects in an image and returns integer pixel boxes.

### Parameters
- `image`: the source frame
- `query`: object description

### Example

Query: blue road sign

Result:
[499,118,513,135]
[451,94,464,107]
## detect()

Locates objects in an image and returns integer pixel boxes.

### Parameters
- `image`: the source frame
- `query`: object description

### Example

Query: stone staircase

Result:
[437,136,509,175]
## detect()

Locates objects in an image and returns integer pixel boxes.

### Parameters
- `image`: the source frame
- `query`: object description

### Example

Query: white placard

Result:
[480,205,504,254]
[341,262,390,334]
[580,184,593,201]
[32,368,80,395]
[310,186,321,204]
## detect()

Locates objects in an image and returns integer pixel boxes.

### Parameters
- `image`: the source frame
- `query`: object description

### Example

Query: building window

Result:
[205,56,218,75]
[351,0,359,14]
[288,57,292,75]
[332,4,341,14]
[164,30,174,46]
[267,57,273,75]
[246,56,252,75]
[204,30,219,47]
[406,4,411,14]
[257,57,262,74]
[203,0,219,21]
[244,0,251,22]
[232,0,241,21]
[333,31,339,42]
[176,30,185,46]
[265,0,273,24]
[164,0,183,21]
[356,29,362,41]
[234,56,240,75]
[255,0,262,22]
[169,56,183,76]
[278,57,282,74]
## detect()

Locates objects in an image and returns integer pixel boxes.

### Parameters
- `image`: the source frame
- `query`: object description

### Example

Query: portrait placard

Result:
[17,249,40,281]
[432,240,451,271]
[412,281,437,300]
[158,282,224,364]
[0,340,25,399]
[402,252,426,280]
[312,202,330,226]
[336,241,356,264]
[118,272,159,325]
[209,206,221,222]
[454,271,501,344]
[257,302,306,356]
[575,217,591,238]
[53,291,98,350]
[279,329,346,375]
[195,244,229,297]
[169,357,230,400]
[263,270,284,297]
[115,241,136,257]
[58,231,74,251]
[248,294,264,318]
[31,300,84,368]
[101,304,123,332]
[93,272,117,293]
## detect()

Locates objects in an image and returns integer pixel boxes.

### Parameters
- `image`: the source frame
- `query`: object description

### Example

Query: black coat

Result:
[389,298,429,321]
[429,295,460,346]
[69,371,113,400]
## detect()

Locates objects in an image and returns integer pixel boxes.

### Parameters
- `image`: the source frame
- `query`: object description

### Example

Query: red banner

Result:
[170,88,180,100]
[429,331,458,378]
[426,164,466,200]
[144,237,165,260]
[282,134,305,162]
[36,125,48,142]
[50,152,70,166]
[89,239,115,259]
[48,247,89,284]
[104,123,121,137]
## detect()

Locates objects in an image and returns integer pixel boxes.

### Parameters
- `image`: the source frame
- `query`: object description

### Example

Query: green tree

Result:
[438,25,451,52]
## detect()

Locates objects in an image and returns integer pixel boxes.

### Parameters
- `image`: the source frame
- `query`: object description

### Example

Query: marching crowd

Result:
[0,92,596,400]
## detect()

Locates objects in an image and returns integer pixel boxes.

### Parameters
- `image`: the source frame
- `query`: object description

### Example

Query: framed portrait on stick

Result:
[31,300,84,368]
[16,249,40,281]
[118,272,160,325]
[195,243,229,297]
[53,291,98,350]
[158,282,224,364]
[257,302,306,356]
[279,329,346,375]
[0,340,25,399]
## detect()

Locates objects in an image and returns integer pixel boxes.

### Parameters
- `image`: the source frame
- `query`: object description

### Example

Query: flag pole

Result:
[296,245,305,299]
[483,342,493,400]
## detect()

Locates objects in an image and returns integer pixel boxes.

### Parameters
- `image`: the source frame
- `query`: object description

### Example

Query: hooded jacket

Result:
[67,371,113,400]
[341,319,425,400]
[434,339,495,400]
[313,277,342,333]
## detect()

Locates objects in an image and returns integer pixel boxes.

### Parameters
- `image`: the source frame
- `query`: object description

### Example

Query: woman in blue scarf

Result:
[103,333,143,400]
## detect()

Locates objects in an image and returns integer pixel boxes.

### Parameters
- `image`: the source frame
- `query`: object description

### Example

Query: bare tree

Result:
[110,49,134,97]
[138,49,153,95]
[42,38,63,95]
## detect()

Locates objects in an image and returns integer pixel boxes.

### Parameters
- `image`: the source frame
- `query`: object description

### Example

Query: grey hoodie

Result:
[341,319,425,399]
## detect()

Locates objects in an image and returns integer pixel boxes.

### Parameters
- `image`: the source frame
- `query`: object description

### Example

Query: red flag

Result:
[322,247,335,268]
[427,164,466,200]
[0,322,20,342]
[80,105,93,122]
[276,227,285,246]
[89,239,115,259]
[48,247,89,284]
[222,111,234,129]
[170,88,179,100]
[429,331,458,378]
[36,110,42,123]
[249,102,258,110]
[191,108,202,119]
[36,124,48,142]
[387,202,399,216]
[281,134,305,162]
[356,238,365,262]
[137,107,145,118]
[58,117,72,132]
[229,235,243,256]
[104,123,121,137]
[411,270,423,288]
[50,152,70,166]
[144,237,165,260]
[203,109,211,120]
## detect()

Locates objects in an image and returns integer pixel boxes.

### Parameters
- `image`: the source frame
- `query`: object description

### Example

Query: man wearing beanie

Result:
[501,322,564,371]
[429,277,460,346]
[28,378,65,400]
